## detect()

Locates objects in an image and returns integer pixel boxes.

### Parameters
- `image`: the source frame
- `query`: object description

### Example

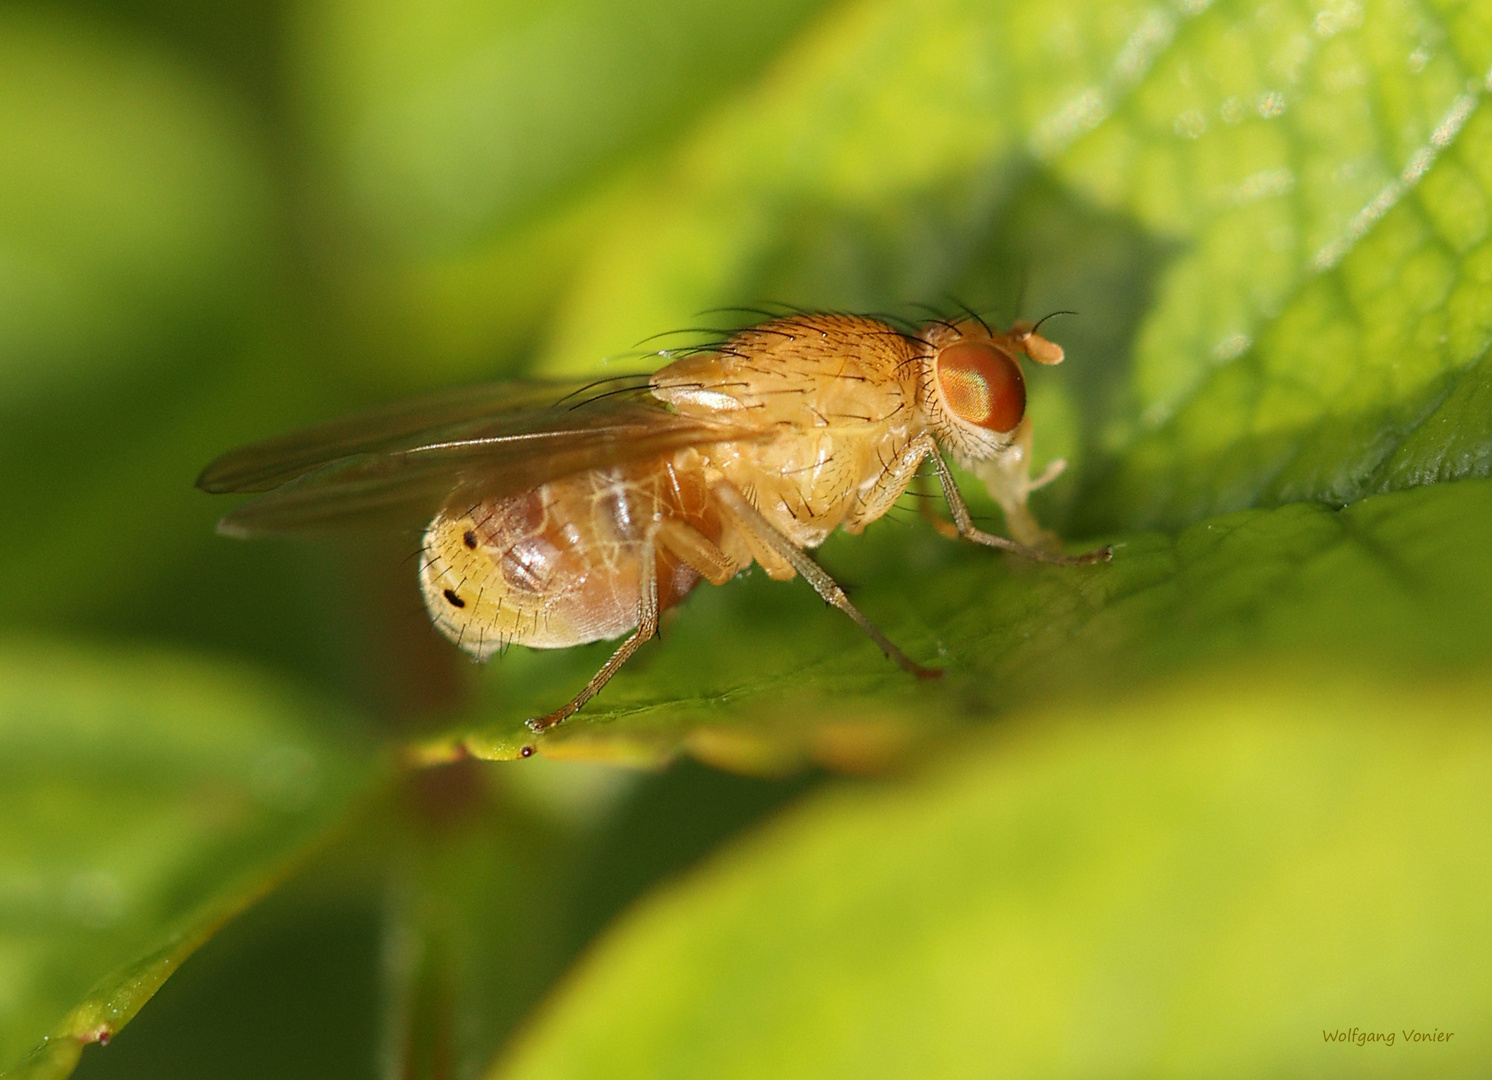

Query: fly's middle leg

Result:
[526,530,662,734]
[712,481,940,680]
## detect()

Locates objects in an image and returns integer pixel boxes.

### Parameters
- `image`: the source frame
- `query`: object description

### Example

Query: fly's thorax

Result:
[651,313,919,430]
[685,429,891,549]
[653,314,925,546]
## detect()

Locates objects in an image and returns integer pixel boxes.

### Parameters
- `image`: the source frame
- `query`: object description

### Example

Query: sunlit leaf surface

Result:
[0,643,379,1079]
[490,671,1492,1080]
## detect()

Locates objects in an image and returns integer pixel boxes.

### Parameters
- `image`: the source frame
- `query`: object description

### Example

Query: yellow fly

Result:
[200,312,1110,733]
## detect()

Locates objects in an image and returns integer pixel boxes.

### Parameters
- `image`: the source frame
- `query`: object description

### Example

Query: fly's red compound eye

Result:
[935,340,1026,433]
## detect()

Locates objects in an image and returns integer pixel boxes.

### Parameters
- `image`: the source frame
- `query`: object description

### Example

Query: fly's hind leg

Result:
[712,482,940,680]
[655,518,739,586]
[526,532,662,735]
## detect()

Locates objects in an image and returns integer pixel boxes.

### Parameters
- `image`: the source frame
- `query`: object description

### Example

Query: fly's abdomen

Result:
[419,465,708,659]
[420,479,638,658]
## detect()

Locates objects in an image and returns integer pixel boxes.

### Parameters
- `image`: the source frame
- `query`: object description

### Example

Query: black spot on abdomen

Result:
[443,588,466,608]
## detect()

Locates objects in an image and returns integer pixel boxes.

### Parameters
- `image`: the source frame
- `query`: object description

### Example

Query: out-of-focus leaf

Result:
[296,0,840,249]
[289,0,841,377]
[380,755,823,1080]
[488,669,1492,1080]
[0,642,381,1080]
[64,872,385,1080]
[0,13,326,639]
[378,763,582,1080]
[0,11,270,404]
[420,475,1492,769]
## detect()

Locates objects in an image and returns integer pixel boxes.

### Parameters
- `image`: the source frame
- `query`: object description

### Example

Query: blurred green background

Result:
[3,0,1492,1077]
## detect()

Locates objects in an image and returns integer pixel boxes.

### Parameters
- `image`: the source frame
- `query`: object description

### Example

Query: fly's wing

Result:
[199,379,756,538]
[198,378,640,493]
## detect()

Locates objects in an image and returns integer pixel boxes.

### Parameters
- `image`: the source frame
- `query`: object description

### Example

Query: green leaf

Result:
[378,765,588,1080]
[288,0,842,377]
[1080,97,1492,529]
[534,0,1492,527]
[428,475,1492,769]
[0,12,325,636]
[9,1,1489,1075]
[379,755,816,1080]
[394,0,1492,767]
[0,642,381,1079]
[296,0,842,248]
[487,668,1492,1079]
[0,10,271,405]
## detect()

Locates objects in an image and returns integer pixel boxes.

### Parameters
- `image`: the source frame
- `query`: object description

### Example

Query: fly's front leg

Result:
[971,415,1065,550]
[928,453,1111,566]
[849,434,941,531]
[712,482,939,680]
[860,432,1108,565]
[849,432,957,539]
[527,531,662,735]
[913,473,960,541]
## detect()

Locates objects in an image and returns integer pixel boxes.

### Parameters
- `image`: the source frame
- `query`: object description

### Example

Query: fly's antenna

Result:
[1013,309,1077,365]
[1028,309,1078,337]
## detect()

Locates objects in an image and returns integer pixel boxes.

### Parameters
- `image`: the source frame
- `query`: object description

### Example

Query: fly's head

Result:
[915,318,1063,468]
